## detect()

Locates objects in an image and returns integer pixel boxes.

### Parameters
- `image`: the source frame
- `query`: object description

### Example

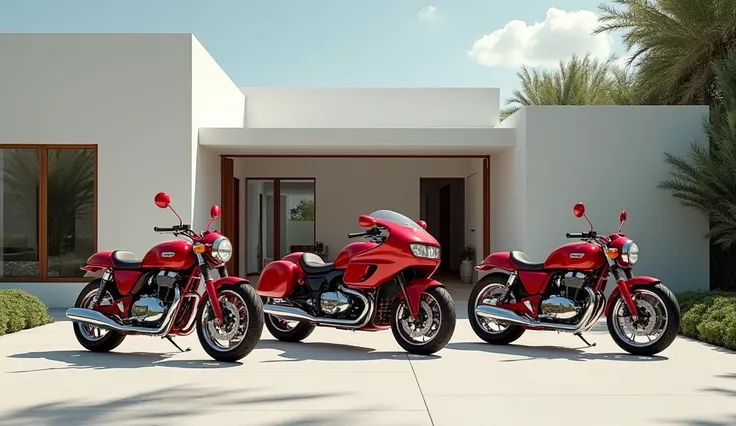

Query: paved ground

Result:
[1,283,735,426]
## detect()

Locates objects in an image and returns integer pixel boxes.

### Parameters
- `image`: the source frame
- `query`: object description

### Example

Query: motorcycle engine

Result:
[538,272,591,321]
[130,270,180,324]
[319,289,352,315]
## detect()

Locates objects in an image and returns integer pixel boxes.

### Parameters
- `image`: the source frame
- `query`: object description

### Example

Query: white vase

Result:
[460,259,474,284]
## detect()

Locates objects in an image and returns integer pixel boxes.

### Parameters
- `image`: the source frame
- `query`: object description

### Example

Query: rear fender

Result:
[399,278,444,317]
[476,252,515,272]
[605,275,660,317]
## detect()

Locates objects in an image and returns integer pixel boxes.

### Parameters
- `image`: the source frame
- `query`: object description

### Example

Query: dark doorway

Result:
[233,177,240,277]
[419,178,465,273]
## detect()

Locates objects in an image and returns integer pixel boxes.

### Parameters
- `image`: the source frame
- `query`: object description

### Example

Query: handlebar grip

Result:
[154,226,174,232]
[348,232,367,238]
[566,232,585,238]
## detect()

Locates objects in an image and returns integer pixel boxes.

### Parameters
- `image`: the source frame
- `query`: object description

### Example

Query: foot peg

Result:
[164,336,191,352]
[574,333,596,347]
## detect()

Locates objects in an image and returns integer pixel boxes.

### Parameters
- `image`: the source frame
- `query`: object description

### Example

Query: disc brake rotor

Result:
[623,299,657,336]
[207,300,240,340]
[401,300,434,338]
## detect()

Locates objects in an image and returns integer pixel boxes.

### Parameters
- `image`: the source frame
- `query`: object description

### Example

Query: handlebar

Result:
[348,227,381,239]
[566,231,597,239]
[154,224,191,233]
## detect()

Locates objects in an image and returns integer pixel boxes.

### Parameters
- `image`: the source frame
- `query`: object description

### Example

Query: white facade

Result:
[0,33,710,308]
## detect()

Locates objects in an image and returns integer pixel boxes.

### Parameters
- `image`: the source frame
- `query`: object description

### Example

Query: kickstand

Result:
[164,336,191,353]
[574,333,596,347]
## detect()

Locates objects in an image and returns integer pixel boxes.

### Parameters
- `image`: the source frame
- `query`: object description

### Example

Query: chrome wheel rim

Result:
[78,288,113,342]
[612,289,669,348]
[474,283,512,334]
[268,314,300,332]
[395,292,442,345]
[201,290,250,352]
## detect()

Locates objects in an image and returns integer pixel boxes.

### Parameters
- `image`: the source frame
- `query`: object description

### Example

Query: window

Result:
[0,145,97,281]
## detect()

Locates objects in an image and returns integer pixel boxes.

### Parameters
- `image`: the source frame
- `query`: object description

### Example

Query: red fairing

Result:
[85,251,116,270]
[281,252,305,267]
[518,271,550,295]
[544,242,605,270]
[114,270,144,295]
[479,252,515,271]
[334,242,377,269]
[141,240,196,269]
[605,276,661,317]
[400,278,443,317]
[256,260,302,298]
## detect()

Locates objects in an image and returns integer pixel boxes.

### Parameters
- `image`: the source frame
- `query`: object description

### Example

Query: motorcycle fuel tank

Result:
[141,240,196,270]
[333,242,377,269]
[544,242,605,271]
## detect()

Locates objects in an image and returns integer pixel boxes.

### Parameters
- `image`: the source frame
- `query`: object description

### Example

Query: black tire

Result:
[391,286,456,356]
[607,283,680,356]
[264,312,316,342]
[467,273,526,345]
[72,280,126,353]
[196,283,264,363]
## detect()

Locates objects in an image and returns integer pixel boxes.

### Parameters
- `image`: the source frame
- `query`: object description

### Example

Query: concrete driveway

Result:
[1,288,735,426]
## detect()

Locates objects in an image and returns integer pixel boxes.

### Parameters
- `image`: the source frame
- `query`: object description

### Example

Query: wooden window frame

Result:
[0,144,98,282]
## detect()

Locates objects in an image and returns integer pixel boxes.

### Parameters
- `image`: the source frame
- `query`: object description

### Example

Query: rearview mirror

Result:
[573,202,585,218]
[416,220,428,230]
[154,192,171,209]
[210,205,221,219]
[619,210,627,223]
[358,215,376,228]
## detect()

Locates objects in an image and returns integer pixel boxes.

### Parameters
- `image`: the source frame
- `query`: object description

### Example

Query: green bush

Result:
[676,291,736,350]
[0,289,54,336]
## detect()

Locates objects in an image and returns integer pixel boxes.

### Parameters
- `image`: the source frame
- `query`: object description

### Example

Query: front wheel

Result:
[607,283,680,356]
[196,284,264,363]
[391,286,456,356]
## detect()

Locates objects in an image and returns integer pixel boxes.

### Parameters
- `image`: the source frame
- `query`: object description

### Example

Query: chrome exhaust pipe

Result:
[264,286,374,329]
[581,293,606,332]
[475,287,597,333]
[66,288,182,336]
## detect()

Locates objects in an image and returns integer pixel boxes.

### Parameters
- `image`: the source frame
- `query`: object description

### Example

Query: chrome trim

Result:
[264,286,374,329]
[179,292,202,334]
[65,287,182,336]
[475,287,597,333]
[211,236,232,263]
[621,239,637,264]
[581,292,606,332]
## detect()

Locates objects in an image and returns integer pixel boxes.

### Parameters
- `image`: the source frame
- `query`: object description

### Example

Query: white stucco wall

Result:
[519,106,710,293]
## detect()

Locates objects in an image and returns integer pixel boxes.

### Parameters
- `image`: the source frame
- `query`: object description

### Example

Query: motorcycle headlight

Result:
[410,243,441,259]
[211,237,233,262]
[621,240,639,265]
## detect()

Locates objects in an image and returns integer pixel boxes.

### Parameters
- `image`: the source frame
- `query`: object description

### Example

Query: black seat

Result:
[509,251,545,271]
[112,250,142,269]
[299,253,335,275]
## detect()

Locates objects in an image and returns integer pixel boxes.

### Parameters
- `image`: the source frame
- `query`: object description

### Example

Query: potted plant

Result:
[459,245,476,284]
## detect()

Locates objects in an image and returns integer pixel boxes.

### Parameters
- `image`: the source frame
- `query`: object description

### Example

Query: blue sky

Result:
[0,0,627,103]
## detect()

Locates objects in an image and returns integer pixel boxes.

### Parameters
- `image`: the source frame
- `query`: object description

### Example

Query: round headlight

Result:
[621,240,639,265]
[211,237,233,262]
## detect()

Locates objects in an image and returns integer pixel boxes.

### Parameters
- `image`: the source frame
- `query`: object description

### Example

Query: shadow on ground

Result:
[256,339,440,363]
[0,384,358,426]
[7,350,242,373]
[445,341,668,362]
[657,374,736,425]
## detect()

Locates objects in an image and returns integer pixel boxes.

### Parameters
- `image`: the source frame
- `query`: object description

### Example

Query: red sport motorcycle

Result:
[257,210,456,355]
[469,202,680,356]
[66,192,264,363]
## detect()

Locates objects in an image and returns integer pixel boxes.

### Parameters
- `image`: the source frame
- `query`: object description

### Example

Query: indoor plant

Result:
[459,245,476,284]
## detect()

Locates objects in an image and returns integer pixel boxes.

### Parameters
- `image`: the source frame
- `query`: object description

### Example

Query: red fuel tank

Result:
[333,242,377,269]
[141,240,196,270]
[544,242,605,271]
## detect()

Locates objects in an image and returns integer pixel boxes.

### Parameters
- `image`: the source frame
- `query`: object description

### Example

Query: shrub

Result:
[677,291,736,350]
[0,289,54,336]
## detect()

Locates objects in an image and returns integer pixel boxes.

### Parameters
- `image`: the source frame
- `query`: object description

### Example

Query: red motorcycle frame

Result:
[470,202,680,356]
[65,192,264,362]
[257,210,457,355]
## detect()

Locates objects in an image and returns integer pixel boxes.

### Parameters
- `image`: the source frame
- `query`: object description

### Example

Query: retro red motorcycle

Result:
[65,192,264,363]
[257,210,456,355]
[469,202,680,356]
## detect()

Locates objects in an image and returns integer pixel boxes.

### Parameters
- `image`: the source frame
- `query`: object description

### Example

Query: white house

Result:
[0,33,710,308]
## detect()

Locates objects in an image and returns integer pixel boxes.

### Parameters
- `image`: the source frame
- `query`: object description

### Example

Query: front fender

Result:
[203,276,252,303]
[400,278,444,317]
[605,275,661,317]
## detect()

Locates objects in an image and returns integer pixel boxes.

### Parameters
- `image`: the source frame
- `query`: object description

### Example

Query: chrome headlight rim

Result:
[621,239,639,265]
[211,236,233,262]
[409,243,441,259]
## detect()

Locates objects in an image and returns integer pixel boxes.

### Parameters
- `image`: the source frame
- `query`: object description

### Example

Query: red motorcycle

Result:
[66,192,264,363]
[257,210,456,355]
[469,202,680,356]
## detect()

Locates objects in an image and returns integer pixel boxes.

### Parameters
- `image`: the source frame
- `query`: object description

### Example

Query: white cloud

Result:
[469,8,615,69]
[418,6,437,21]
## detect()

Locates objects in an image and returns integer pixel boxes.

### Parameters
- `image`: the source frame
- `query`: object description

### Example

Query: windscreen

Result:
[370,209,425,231]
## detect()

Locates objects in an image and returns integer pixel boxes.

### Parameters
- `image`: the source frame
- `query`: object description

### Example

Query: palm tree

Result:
[594,0,736,106]
[659,52,736,247]
[501,53,634,119]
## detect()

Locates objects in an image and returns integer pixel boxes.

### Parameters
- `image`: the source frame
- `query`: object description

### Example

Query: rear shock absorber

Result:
[93,269,113,307]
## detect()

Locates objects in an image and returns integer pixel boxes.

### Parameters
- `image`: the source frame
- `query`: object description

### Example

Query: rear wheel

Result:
[72,280,126,352]
[196,284,264,362]
[391,286,456,356]
[264,301,316,343]
[468,274,525,345]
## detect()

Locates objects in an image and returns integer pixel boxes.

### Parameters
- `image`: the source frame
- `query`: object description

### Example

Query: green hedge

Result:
[677,291,736,350]
[0,289,54,336]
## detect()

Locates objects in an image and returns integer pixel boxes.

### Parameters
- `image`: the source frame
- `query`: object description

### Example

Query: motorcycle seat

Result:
[299,253,335,275]
[510,251,545,271]
[112,250,142,269]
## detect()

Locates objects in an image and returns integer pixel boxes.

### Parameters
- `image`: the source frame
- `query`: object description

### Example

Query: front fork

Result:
[604,246,639,321]
[197,254,227,323]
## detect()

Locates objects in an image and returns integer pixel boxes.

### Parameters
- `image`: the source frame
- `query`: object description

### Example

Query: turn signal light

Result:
[605,248,619,259]
[193,243,206,253]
